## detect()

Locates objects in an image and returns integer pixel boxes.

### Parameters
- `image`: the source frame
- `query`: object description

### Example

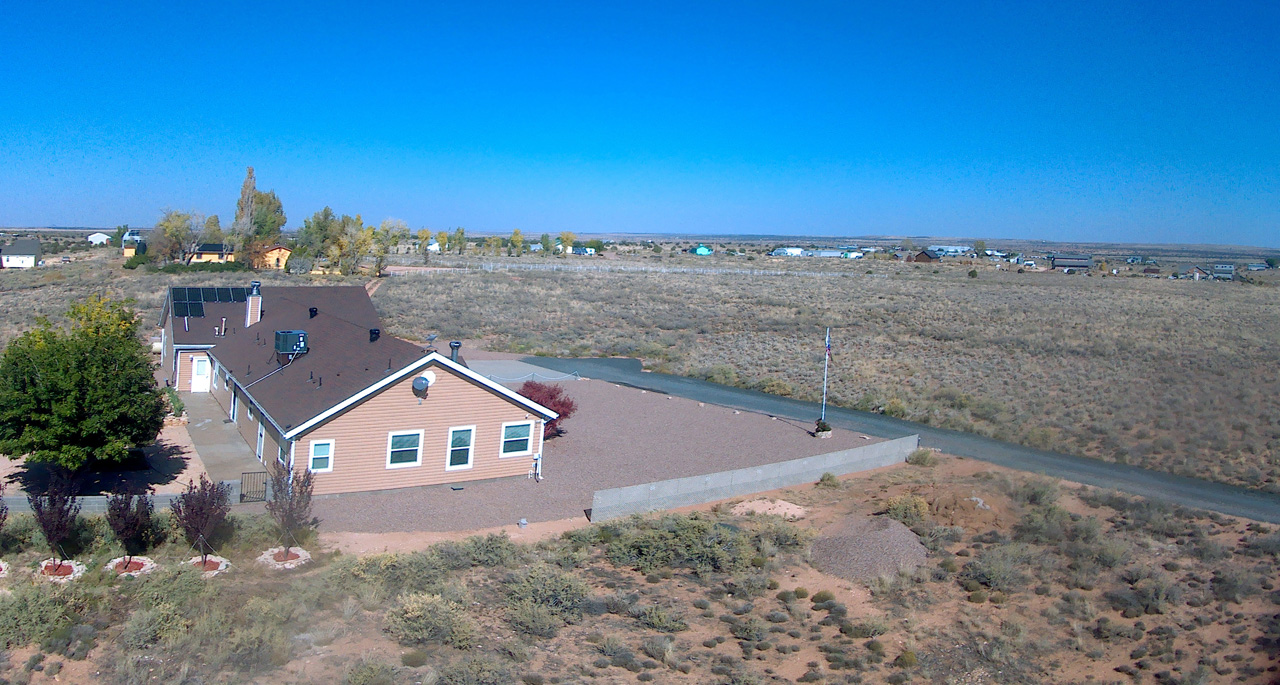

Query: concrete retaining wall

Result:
[589,434,919,521]
[1,480,245,515]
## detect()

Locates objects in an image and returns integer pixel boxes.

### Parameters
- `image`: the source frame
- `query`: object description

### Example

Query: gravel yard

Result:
[309,374,880,533]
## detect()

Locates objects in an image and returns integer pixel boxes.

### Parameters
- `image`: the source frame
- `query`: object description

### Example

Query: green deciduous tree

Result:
[483,236,502,256]
[558,232,575,254]
[436,230,449,254]
[297,207,342,258]
[509,229,523,256]
[452,227,466,255]
[974,240,987,253]
[0,296,166,471]
[112,225,129,247]
[329,214,374,275]
[540,233,552,255]
[373,219,409,277]
[154,209,197,262]
[201,215,223,245]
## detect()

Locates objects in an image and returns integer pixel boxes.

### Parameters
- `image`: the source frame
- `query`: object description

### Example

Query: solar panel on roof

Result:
[230,287,247,302]
[188,302,205,317]
[172,287,188,302]
[202,287,218,302]
[173,302,190,317]
[216,287,232,302]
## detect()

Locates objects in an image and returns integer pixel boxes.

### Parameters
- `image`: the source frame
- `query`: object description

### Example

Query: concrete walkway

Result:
[182,392,263,484]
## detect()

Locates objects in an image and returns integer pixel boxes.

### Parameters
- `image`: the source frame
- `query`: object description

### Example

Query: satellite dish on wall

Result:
[411,370,435,400]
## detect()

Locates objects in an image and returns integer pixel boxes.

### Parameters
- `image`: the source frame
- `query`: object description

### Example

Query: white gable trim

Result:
[283,352,557,440]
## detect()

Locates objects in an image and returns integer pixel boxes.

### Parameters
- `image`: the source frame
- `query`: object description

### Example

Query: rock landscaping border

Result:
[256,547,311,571]
[105,555,159,578]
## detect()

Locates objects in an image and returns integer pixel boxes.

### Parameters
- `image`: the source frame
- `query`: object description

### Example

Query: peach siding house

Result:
[160,281,556,494]
[257,245,292,270]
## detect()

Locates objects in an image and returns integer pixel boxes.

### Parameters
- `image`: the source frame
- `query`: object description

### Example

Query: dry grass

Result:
[374,262,1280,491]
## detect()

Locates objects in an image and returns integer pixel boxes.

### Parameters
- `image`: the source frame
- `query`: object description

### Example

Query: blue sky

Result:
[1,1,1277,246]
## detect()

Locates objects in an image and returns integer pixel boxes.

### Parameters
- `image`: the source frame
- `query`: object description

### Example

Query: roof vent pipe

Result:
[449,341,461,363]
[369,328,381,343]
[309,307,318,319]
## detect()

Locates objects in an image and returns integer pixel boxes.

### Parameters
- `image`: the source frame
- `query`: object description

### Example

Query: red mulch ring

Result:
[114,559,146,573]
[192,559,223,572]
[273,549,302,563]
[41,562,74,576]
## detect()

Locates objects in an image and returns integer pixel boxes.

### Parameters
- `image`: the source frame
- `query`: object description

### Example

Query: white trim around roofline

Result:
[282,352,558,441]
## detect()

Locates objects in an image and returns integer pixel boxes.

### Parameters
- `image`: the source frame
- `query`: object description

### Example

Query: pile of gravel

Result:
[810,516,928,581]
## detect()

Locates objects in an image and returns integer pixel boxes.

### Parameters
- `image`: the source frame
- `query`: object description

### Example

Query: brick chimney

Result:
[245,281,262,327]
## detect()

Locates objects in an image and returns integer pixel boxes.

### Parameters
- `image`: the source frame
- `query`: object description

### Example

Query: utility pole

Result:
[821,327,830,422]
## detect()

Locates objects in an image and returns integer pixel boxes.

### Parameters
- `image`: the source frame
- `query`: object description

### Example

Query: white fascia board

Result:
[173,344,216,350]
[283,352,558,441]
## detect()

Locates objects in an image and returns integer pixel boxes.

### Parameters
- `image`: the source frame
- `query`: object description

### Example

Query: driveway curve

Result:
[524,356,1280,523]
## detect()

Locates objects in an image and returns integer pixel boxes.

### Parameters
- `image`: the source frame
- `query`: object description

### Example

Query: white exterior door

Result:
[191,357,211,392]
[256,424,265,461]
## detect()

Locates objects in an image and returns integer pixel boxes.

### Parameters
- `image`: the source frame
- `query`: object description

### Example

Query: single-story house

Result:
[87,232,112,245]
[1182,266,1211,280]
[159,282,557,494]
[528,243,543,252]
[258,245,292,270]
[1,239,42,269]
[123,228,143,242]
[1143,267,1161,275]
[692,244,713,256]
[188,244,236,264]
[770,247,804,257]
[1049,254,1093,270]
[841,251,864,259]
[425,240,441,253]
[1246,263,1269,271]
[814,250,843,258]
[928,245,971,257]
[906,250,940,263]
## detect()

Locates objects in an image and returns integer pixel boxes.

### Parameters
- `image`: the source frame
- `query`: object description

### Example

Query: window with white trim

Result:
[386,430,423,468]
[500,421,535,457]
[446,426,475,470]
[309,440,334,473]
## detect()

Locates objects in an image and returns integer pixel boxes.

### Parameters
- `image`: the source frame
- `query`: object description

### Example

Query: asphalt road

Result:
[524,356,1280,523]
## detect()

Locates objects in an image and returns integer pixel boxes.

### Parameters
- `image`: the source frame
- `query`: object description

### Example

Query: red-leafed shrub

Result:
[518,382,577,439]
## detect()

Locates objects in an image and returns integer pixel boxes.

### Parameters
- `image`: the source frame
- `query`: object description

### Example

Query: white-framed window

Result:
[500,421,535,457]
[446,426,475,470]
[309,439,334,473]
[386,430,423,469]
[247,403,255,422]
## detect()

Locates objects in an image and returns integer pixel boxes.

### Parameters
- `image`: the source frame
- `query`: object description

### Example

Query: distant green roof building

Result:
[692,244,713,256]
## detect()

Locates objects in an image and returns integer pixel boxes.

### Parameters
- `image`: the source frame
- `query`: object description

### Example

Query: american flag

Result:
[825,330,831,358]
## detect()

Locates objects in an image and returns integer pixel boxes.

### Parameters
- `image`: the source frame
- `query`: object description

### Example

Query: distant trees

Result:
[201,215,223,245]
[558,232,575,254]
[111,225,129,247]
[509,228,524,256]
[373,219,409,277]
[330,215,374,275]
[452,228,466,255]
[231,167,286,260]
[483,236,502,256]
[540,233,553,254]
[436,230,450,255]
[517,382,578,439]
[417,228,433,263]
[153,209,198,262]
[0,296,165,471]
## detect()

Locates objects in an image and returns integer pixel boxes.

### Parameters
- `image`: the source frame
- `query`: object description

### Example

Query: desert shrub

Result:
[326,551,450,599]
[1244,533,1280,558]
[120,604,190,648]
[344,657,399,685]
[0,585,75,647]
[1212,569,1260,603]
[884,495,928,526]
[810,590,835,604]
[123,253,150,269]
[817,472,841,488]
[630,604,688,633]
[906,449,937,466]
[751,517,812,552]
[1013,505,1074,543]
[731,617,767,641]
[507,601,562,638]
[1009,477,1060,507]
[505,564,589,620]
[464,532,522,567]
[516,381,577,438]
[1190,540,1232,561]
[606,514,752,576]
[41,623,96,660]
[961,544,1039,592]
[641,634,676,665]
[894,649,919,667]
[384,593,477,648]
[841,618,888,638]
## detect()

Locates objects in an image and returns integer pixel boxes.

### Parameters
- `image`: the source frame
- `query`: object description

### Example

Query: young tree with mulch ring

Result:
[106,491,154,570]
[517,381,577,439]
[265,467,316,561]
[170,475,231,567]
[28,472,81,574]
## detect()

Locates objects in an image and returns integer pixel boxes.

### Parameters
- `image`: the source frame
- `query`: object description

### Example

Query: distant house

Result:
[572,246,596,256]
[258,245,292,271]
[188,244,236,265]
[425,240,441,253]
[841,251,864,259]
[159,281,558,495]
[770,247,804,257]
[87,232,112,245]
[692,244,713,256]
[1049,254,1093,270]
[1183,266,1211,280]
[1246,263,1269,271]
[122,228,143,243]
[1142,267,1161,276]
[906,250,940,263]
[814,250,843,258]
[927,245,971,257]
[1,239,42,268]
[1212,264,1235,280]
[528,243,543,252]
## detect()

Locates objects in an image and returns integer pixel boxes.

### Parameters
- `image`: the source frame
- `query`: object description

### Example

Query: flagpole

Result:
[821,327,830,422]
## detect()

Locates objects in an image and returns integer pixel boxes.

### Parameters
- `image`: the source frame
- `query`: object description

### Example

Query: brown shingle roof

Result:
[207,286,426,432]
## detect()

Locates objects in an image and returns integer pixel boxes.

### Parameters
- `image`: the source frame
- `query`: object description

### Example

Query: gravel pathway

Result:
[309,378,877,533]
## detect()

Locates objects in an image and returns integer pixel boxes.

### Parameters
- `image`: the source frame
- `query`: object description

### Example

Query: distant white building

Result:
[87,232,112,245]
[841,251,864,259]
[928,245,972,257]
[814,250,843,258]
[770,247,804,257]
[123,228,143,242]
[1,239,42,268]
[425,240,441,253]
